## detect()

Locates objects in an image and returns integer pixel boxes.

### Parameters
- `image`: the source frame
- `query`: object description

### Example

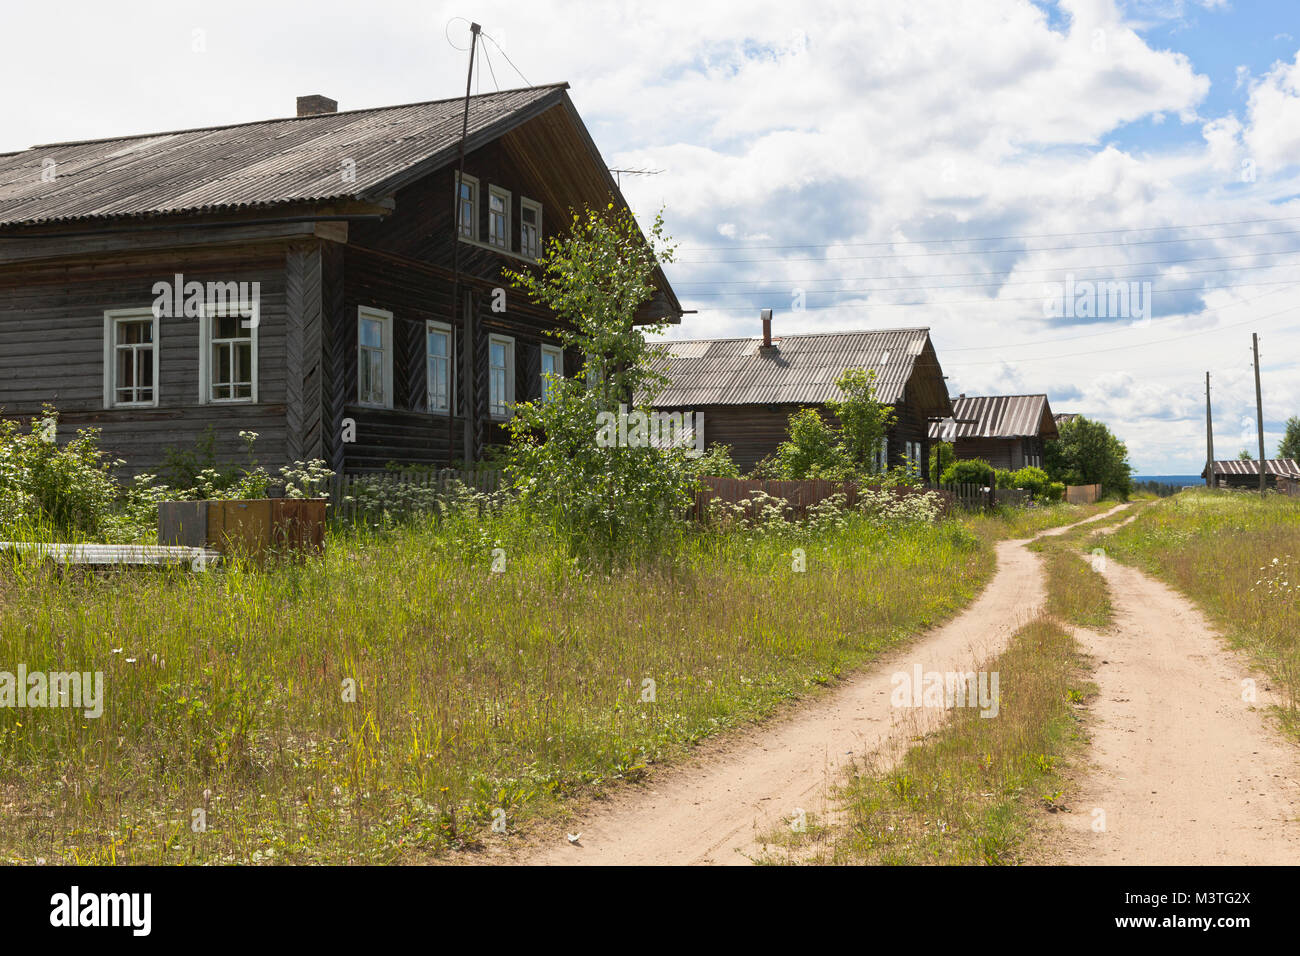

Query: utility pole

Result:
[1205,371,1215,489]
[1253,332,1266,496]
[448,22,481,467]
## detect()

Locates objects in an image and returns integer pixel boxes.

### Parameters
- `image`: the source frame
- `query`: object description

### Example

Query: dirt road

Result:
[1051,550,1300,864]
[513,505,1129,865]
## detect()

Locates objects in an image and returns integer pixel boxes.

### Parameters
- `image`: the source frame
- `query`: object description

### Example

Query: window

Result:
[904,440,922,476]
[426,321,453,414]
[520,198,542,258]
[103,309,159,408]
[357,307,394,408]
[487,186,511,250]
[488,334,515,419]
[456,173,479,240]
[200,310,257,403]
[540,344,563,401]
[874,436,889,474]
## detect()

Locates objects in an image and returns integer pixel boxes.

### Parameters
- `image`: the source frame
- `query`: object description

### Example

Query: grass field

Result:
[0,498,1119,864]
[1098,489,1300,735]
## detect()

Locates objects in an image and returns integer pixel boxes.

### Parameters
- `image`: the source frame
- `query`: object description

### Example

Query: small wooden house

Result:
[1200,458,1300,490]
[0,85,680,474]
[644,317,952,474]
[929,394,1059,471]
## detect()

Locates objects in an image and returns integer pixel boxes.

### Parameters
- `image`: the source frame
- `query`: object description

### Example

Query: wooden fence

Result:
[694,477,958,520]
[1066,483,1102,505]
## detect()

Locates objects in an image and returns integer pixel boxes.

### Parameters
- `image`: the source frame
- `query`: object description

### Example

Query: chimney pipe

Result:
[760,308,774,352]
[297,95,338,117]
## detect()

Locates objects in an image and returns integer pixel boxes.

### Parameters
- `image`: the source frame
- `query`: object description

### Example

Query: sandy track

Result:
[1053,557,1300,864]
[514,505,1128,866]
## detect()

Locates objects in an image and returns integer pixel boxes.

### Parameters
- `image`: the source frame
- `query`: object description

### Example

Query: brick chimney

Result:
[759,309,777,355]
[297,95,338,117]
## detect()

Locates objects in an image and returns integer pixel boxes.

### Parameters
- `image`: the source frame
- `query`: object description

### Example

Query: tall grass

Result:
[1100,490,1300,729]
[0,503,995,864]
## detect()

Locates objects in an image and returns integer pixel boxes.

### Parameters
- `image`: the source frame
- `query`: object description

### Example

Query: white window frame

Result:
[488,333,515,420]
[455,172,479,241]
[426,320,453,415]
[103,308,160,409]
[357,306,395,409]
[198,306,258,405]
[487,185,511,251]
[520,197,542,259]
[540,344,563,401]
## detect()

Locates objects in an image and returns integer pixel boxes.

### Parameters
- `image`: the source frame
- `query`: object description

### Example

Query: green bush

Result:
[0,406,168,541]
[1005,466,1064,502]
[941,458,995,486]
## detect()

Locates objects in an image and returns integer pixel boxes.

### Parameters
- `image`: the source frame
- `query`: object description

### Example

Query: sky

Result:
[3,0,1299,473]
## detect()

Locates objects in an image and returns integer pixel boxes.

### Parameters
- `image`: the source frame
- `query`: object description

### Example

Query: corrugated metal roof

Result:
[643,327,939,407]
[0,85,566,227]
[929,394,1058,440]
[1205,458,1300,477]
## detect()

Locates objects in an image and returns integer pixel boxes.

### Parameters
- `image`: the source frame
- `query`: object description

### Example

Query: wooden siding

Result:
[671,398,930,476]
[0,247,289,474]
[950,436,1045,471]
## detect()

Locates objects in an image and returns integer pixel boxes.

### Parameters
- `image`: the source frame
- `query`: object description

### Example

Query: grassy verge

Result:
[770,508,1115,864]
[1099,489,1300,733]
[0,504,999,865]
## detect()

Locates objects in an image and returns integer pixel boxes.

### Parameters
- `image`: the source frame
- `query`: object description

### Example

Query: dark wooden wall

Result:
[950,436,1045,471]
[0,247,289,475]
[664,396,931,477]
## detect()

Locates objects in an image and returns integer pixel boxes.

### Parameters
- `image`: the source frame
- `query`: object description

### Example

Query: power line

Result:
[674,226,1300,265]
[683,274,1300,310]
[672,250,1300,294]
[677,214,1300,251]
[941,301,1298,367]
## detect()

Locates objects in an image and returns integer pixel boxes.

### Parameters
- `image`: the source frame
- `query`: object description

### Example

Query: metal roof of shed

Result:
[929,394,1059,441]
[643,327,950,413]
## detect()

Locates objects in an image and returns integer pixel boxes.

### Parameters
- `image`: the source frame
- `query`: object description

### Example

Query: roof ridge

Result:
[660,326,931,345]
[28,83,569,151]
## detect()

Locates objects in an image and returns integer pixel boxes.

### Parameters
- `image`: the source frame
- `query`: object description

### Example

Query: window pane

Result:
[117,349,135,389]
[215,344,231,386]
[360,318,383,348]
[490,342,505,368]
[427,330,448,358]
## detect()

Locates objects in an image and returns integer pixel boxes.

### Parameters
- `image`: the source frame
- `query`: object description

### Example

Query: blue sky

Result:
[3,0,1299,472]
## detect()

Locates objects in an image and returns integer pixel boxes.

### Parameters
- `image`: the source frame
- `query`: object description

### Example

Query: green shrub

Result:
[941,458,995,486]
[1007,466,1064,502]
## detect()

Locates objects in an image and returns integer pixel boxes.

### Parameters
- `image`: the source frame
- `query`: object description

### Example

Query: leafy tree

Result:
[1237,448,1255,461]
[1043,415,1133,499]
[503,204,694,558]
[771,367,897,480]
[1278,415,1300,461]
[775,408,853,480]
[828,368,897,473]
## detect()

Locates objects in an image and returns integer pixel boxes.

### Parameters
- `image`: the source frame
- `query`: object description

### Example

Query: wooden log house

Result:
[0,85,681,474]
[644,316,953,475]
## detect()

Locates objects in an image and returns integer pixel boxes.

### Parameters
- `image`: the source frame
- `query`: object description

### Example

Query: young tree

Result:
[1237,448,1255,461]
[828,368,897,473]
[502,205,694,558]
[1043,415,1133,499]
[1278,415,1300,461]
